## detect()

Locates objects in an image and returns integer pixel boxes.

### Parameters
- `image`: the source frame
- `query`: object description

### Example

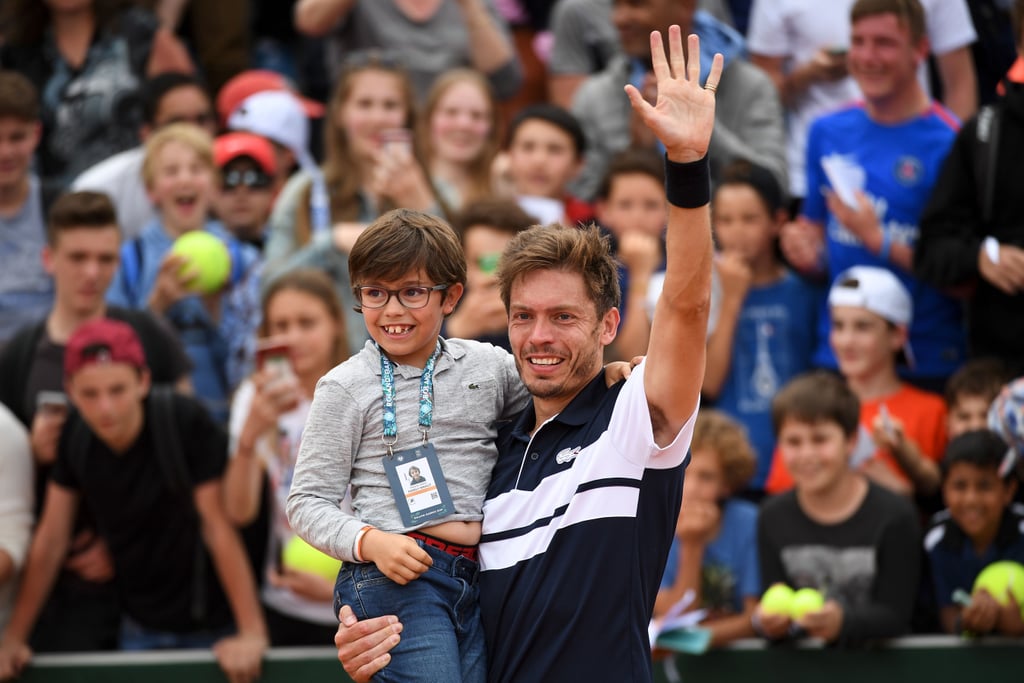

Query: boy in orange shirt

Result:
[765,266,946,497]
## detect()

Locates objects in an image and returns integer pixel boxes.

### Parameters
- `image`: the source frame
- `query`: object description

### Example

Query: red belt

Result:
[407,530,479,562]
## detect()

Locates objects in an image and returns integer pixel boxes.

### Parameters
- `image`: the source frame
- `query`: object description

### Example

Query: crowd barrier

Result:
[19,636,1023,682]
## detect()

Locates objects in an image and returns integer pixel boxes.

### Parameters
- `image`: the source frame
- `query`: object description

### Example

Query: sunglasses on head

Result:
[222,169,273,191]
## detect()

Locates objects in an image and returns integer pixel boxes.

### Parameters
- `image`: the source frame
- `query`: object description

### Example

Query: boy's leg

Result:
[334,545,476,683]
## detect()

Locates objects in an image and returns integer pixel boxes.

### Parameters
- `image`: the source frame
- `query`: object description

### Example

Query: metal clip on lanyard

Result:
[379,342,442,457]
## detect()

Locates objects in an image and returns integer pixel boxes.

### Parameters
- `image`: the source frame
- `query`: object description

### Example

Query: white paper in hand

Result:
[821,154,865,209]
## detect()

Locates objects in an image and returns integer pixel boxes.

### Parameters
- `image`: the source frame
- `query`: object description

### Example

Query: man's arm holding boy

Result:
[623,28,721,445]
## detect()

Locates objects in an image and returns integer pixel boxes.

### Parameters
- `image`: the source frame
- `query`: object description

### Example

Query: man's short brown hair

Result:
[772,370,861,438]
[0,70,39,122]
[47,191,120,246]
[349,209,467,298]
[497,223,620,317]
[851,0,927,44]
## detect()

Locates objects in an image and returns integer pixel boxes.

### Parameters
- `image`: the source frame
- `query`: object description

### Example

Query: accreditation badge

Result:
[383,442,456,527]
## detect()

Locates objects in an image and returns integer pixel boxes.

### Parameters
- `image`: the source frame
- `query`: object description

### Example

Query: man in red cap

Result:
[0,319,269,682]
[213,132,279,250]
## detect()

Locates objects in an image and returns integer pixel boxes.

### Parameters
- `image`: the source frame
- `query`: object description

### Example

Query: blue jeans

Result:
[334,540,486,683]
[119,617,233,651]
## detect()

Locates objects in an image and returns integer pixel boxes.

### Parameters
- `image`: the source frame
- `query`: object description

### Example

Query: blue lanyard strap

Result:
[379,341,442,455]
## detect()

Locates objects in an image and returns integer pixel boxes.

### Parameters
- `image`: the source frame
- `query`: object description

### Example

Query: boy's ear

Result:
[442,282,465,316]
[890,324,910,355]
[138,369,152,399]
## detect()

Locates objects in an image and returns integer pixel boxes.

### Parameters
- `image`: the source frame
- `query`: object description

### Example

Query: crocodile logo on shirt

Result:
[555,446,581,464]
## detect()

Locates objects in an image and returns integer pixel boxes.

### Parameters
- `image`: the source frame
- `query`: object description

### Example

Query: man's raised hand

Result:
[624,27,723,164]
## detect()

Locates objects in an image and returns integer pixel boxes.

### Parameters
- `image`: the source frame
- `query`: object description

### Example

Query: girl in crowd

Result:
[263,51,440,354]
[224,269,349,646]
[420,68,500,214]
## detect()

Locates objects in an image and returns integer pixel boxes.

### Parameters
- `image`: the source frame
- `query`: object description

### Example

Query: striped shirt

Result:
[479,361,695,682]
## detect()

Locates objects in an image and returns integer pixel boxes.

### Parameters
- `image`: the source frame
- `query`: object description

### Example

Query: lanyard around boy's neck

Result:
[379,341,442,457]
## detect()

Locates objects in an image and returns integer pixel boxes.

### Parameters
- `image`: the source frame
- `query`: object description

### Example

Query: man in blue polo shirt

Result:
[332,26,720,682]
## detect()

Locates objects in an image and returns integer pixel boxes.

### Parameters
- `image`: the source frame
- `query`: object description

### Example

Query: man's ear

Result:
[600,307,621,347]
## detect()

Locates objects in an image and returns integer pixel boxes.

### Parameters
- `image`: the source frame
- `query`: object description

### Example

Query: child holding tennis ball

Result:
[106,123,262,423]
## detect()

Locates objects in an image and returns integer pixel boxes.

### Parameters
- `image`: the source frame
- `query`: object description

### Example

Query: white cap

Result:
[829,265,914,366]
[227,90,314,171]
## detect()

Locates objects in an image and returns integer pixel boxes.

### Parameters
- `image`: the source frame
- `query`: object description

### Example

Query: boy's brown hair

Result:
[772,370,861,438]
[0,70,39,121]
[692,410,757,494]
[348,209,467,306]
[46,191,120,246]
[452,198,537,243]
[851,0,926,44]
[943,358,1010,409]
[141,123,215,189]
[497,223,621,317]
[594,149,665,201]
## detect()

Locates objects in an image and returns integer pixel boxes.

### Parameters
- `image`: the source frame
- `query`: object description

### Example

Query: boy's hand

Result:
[336,605,401,683]
[715,251,752,303]
[753,605,790,640]
[63,530,115,583]
[870,413,905,454]
[825,190,881,252]
[0,638,32,681]
[147,253,198,313]
[212,632,267,683]
[29,408,66,465]
[797,600,843,642]
[675,499,719,545]
[360,530,432,585]
[267,566,334,603]
[618,231,662,278]
[995,591,1024,636]
[962,589,1001,634]
[779,220,825,275]
[624,28,722,164]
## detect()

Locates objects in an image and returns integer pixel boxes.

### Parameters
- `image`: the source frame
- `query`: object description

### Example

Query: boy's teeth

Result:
[385,325,411,334]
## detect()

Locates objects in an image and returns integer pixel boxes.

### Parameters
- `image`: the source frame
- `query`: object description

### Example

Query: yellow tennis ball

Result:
[973,561,1024,617]
[170,231,231,294]
[760,583,795,617]
[791,588,825,619]
[282,536,342,583]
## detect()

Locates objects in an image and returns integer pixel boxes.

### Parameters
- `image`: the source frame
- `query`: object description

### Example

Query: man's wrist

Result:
[664,155,710,208]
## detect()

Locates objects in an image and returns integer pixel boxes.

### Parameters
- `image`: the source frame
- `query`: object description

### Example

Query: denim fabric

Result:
[118,616,233,651]
[334,541,485,683]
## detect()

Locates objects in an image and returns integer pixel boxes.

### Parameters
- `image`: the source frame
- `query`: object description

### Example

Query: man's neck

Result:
[0,177,31,217]
[47,303,107,344]
[865,86,931,125]
[847,367,901,402]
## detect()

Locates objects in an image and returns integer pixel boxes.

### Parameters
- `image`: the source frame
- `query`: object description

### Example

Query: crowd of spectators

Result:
[0,0,1023,678]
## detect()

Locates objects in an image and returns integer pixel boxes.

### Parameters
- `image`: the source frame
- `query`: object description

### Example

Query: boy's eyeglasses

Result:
[354,284,449,309]
[222,169,273,191]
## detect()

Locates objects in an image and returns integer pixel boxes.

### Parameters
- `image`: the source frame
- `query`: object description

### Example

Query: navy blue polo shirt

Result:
[478,363,695,682]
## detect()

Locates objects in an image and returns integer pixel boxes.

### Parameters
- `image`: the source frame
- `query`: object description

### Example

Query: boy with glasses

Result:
[212,132,278,250]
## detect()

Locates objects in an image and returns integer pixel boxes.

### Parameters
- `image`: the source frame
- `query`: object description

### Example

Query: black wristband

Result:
[664,154,710,208]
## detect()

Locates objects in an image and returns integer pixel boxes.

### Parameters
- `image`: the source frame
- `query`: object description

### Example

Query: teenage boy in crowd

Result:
[0,191,190,653]
[765,266,947,499]
[780,0,965,392]
[924,430,1024,636]
[0,319,268,681]
[334,26,721,682]
[0,71,51,344]
[73,73,217,240]
[106,124,262,424]
[212,132,278,251]
[500,104,593,226]
[945,359,1010,440]
[754,371,921,646]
